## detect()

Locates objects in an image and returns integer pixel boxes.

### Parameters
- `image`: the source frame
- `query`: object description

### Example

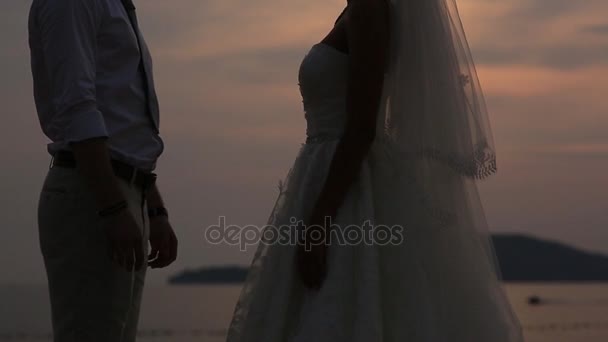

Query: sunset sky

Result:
[0,0,606,284]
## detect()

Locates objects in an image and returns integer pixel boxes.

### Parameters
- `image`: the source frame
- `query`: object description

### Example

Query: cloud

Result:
[2,0,608,284]
[474,43,608,70]
[531,143,608,157]
[176,46,308,85]
[581,24,608,35]
[460,0,608,69]
[138,0,345,59]
[510,0,603,19]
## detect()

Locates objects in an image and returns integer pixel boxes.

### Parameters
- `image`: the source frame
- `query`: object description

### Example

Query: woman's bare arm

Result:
[309,0,389,227]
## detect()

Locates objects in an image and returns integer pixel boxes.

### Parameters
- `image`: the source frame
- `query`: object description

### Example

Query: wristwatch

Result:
[148,206,169,219]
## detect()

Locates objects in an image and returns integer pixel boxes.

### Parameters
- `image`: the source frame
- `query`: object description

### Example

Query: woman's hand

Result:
[296,243,327,290]
[295,210,329,290]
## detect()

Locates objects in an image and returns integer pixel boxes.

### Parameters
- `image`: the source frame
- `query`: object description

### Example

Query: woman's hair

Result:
[335,6,348,25]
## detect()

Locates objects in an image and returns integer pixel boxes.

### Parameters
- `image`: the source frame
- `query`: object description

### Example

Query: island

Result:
[169,234,608,284]
[492,234,608,281]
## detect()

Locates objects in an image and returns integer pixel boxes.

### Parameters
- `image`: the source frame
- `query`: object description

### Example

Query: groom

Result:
[28,0,177,340]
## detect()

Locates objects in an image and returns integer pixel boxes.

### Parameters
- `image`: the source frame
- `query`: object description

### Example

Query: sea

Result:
[1,283,607,341]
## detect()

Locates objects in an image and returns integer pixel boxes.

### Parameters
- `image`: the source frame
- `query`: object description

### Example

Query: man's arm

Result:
[146,184,178,268]
[36,0,144,271]
[72,139,128,210]
[36,0,107,143]
[36,0,117,205]
[146,184,165,210]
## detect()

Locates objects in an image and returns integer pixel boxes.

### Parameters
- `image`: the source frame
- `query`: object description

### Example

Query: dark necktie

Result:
[120,0,160,132]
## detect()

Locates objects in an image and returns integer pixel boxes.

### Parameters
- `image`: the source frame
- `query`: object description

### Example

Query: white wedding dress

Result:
[225,42,525,342]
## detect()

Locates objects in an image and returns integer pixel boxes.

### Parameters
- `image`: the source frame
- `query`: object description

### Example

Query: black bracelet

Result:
[98,200,128,218]
[148,206,169,219]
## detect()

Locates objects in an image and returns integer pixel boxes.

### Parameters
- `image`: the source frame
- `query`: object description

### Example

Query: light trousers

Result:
[38,167,149,342]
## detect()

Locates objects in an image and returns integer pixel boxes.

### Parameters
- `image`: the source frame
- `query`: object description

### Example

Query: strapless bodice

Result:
[298,44,349,142]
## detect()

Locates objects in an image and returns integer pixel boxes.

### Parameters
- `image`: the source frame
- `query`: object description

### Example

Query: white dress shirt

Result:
[28,0,164,170]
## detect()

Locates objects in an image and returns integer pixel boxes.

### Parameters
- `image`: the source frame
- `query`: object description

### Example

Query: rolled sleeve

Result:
[35,0,108,143]
[65,102,108,143]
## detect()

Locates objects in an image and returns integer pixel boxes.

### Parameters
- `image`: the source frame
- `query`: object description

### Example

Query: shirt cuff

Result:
[65,109,109,143]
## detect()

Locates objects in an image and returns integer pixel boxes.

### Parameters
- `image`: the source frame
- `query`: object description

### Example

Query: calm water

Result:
[1,283,607,341]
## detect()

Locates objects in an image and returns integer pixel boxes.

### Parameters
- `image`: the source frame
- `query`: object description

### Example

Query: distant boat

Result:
[527,295,542,305]
[169,265,248,285]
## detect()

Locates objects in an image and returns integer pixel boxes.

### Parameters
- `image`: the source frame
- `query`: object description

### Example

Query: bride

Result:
[227,0,524,341]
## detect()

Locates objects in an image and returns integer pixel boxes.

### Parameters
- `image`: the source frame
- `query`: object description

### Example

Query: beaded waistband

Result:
[305,134,342,144]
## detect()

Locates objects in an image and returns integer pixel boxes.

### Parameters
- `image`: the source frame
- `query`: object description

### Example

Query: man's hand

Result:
[148,216,178,268]
[71,138,145,272]
[103,209,145,272]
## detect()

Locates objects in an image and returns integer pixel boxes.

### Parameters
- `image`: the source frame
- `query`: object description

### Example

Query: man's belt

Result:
[51,151,157,190]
